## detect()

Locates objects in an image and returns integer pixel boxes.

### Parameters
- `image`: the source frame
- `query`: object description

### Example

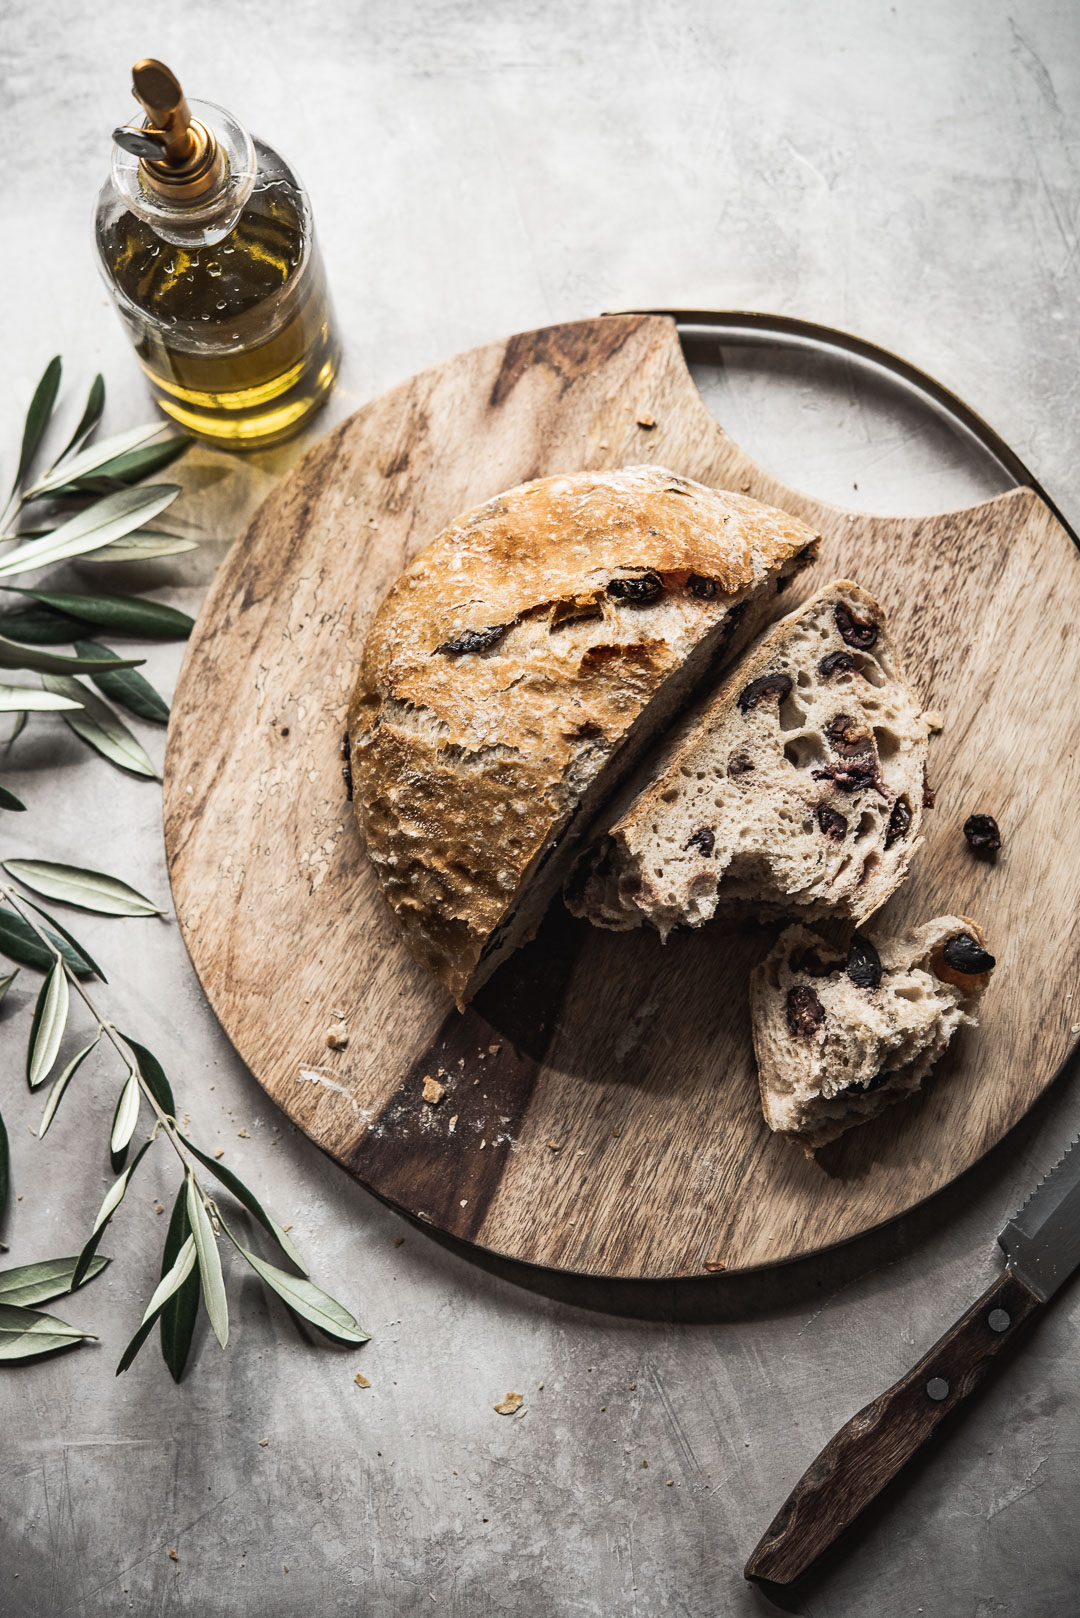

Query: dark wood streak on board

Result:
[163,313,1080,1278]
[346,906,584,1241]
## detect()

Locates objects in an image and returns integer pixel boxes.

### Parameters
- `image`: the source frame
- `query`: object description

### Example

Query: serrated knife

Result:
[745,1134,1080,1585]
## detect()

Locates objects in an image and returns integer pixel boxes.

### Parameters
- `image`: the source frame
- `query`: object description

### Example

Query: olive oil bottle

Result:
[95,59,339,450]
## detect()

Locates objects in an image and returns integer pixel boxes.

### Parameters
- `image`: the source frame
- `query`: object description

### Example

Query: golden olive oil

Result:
[96,61,340,450]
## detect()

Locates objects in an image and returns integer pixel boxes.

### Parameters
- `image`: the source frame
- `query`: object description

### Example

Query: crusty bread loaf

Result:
[348,466,819,1004]
[566,581,932,936]
[750,915,995,1151]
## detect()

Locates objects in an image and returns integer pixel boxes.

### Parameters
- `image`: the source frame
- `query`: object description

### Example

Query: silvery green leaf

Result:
[0,786,25,810]
[4,858,164,917]
[23,422,168,499]
[0,604,84,643]
[2,587,194,639]
[40,675,158,778]
[0,968,17,1000]
[109,1071,140,1170]
[9,357,61,497]
[0,1302,95,1360]
[73,641,169,724]
[0,634,144,675]
[0,485,180,576]
[60,435,191,496]
[0,907,93,976]
[117,1034,174,1116]
[26,956,69,1089]
[226,1227,368,1344]
[50,374,105,468]
[0,1253,108,1307]
[0,1108,7,1221]
[39,1034,101,1138]
[83,530,199,563]
[116,1233,197,1376]
[160,1182,199,1382]
[187,1173,228,1349]
[21,899,104,980]
[71,1137,153,1289]
[177,1131,308,1274]
[0,683,83,713]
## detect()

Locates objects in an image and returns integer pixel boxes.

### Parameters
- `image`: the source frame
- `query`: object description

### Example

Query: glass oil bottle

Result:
[95,59,340,450]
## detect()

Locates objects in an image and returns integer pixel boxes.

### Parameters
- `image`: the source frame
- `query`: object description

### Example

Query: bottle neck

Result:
[110,98,257,247]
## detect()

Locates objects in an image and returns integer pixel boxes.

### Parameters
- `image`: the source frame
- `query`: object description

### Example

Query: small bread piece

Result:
[750,915,995,1152]
[349,466,818,1004]
[567,581,931,936]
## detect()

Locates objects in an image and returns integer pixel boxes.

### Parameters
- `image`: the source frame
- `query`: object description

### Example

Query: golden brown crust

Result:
[349,465,818,1001]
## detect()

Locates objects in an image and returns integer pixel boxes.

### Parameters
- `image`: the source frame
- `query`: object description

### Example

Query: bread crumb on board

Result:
[636,411,657,429]
[494,1392,523,1415]
[702,1259,726,1273]
[924,709,945,732]
[326,1017,349,1050]
[422,1075,445,1104]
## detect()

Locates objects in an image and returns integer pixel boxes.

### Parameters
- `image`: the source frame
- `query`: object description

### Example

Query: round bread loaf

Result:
[348,465,819,1003]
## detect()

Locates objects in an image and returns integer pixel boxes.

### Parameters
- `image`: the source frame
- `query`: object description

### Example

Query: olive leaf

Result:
[0,968,16,1000]
[50,374,105,469]
[0,906,93,976]
[83,530,199,563]
[0,683,83,713]
[58,435,191,497]
[0,1108,8,1224]
[9,356,62,498]
[40,1034,101,1138]
[177,1131,308,1275]
[0,1302,95,1360]
[22,422,168,500]
[0,1253,108,1308]
[0,786,25,811]
[0,605,85,644]
[71,1137,153,1289]
[0,485,181,577]
[186,1173,228,1349]
[2,587,193,640]
[109,1071,141,1171]
[223,1224,368,1344]
[4,858,164,917]
[41,675,158,778]
[117,1034,175,1117]
[160,1183,200,1382]
[26,956,69,1089]
[21,898,104,980]
[115,1232,197,1376]
[73,641,169,724]
[0,634,145,676]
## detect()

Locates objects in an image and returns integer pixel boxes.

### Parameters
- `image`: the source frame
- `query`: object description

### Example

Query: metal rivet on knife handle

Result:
[925,1377,950,1402]
[988,1308,1011,1333]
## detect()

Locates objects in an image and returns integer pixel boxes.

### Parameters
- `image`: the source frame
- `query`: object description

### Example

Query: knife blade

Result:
[744,1133,1080,1586]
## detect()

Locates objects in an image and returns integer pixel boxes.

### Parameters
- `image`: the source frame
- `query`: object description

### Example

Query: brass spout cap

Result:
[112,58,225,201]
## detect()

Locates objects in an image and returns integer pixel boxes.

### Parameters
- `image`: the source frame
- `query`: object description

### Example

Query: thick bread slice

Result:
[750,915,995,1152]
[566,581,932,936]
[348,466,818,1004]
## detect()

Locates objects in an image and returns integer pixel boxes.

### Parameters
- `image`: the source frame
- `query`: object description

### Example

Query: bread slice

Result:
[750,915,995,1151]
[349,466,819,1005]
[566,581,932,936]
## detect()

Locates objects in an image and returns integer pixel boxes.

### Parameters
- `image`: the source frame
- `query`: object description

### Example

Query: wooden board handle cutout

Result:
[744,1268,1042,1585]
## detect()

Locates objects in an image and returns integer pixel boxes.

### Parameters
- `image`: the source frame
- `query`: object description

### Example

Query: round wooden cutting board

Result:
[163,313,1080,1278]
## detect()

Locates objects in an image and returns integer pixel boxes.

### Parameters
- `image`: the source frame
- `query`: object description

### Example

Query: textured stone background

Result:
[1,2,1078,1614]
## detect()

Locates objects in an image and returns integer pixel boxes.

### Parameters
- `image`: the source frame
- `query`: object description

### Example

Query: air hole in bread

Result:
[874,727,901,760]
[854,654,886,688]
[855,810,878,841]
[778,690,806,732]
[784,734,827,771]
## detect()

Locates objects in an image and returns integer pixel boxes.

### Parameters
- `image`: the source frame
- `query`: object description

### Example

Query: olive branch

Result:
[0,358,368,1374]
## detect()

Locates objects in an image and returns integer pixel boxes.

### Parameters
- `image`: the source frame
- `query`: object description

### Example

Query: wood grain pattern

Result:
[744,1267,1043,1584]
[163,313,1080,1278]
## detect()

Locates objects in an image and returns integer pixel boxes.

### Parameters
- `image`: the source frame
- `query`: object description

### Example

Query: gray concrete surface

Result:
[2,2,1079,1614]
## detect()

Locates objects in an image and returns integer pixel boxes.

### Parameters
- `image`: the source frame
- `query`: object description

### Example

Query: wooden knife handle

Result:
[744,1267,1042,1585]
